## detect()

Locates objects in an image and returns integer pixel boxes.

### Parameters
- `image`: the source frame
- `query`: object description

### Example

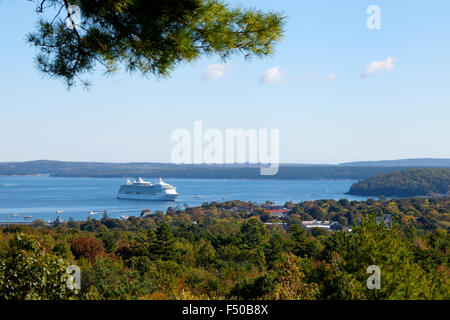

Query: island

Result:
[347,168,450,197]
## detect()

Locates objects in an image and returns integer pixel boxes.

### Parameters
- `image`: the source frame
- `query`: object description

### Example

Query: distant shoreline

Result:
[0,175,361,182]
[1,159,450,184]
[0,174,45,177]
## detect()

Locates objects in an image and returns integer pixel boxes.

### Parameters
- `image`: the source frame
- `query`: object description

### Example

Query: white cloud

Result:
[202,63,231,81]
[260,66,285,84]
[324,73,339,83]
[362,57,398,77]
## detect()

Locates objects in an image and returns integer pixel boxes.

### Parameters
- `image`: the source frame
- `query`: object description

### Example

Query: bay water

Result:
[0,175,369,222]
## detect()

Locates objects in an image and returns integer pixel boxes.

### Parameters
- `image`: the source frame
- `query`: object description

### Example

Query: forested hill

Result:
[0,160,433,180]
[347,168,450,197]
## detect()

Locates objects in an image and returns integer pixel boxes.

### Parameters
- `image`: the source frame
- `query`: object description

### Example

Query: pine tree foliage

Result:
[27,0,285,87]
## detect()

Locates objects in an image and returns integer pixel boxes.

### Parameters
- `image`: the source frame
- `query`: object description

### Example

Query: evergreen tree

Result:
[98,231,118,253]
[289,224,310,257]
[322,215,433,299]
[154,223,175,260]
[27,0,285,87]
[265,232,284,269]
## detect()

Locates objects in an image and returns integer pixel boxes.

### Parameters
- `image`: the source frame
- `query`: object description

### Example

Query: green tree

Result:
[196,240,217,267]
[289,224,310,257]
[229,272,276,300]
[265,232,284,268]
[238,218,267,266]
[239,217,266,250]
[129,256,154,275]
[98,230,118,253]
[0,233,73,300]
[52,240,73,260]
[322,216,433,299]
[152,223,176,260]
[80,256,152,299]
[28,0,285,87]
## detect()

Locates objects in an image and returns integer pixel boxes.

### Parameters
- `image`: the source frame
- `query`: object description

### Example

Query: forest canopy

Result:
[348,168,450,197]
[1,197,449,300]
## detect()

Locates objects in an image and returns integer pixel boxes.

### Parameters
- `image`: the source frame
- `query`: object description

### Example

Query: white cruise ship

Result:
[116,177,178,201]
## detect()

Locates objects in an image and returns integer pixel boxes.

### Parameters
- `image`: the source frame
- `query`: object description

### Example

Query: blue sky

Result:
[0,0,449,164]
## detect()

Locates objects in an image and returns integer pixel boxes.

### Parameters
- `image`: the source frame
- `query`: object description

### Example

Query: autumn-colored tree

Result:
[266,253,319,300]
[70,235,105,261]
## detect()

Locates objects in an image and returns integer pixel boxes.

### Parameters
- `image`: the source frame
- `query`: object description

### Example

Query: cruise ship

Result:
[116,177,178,201]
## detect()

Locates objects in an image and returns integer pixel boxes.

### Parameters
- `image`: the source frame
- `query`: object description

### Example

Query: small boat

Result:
[120,215,129,220]
[11,213,19,217]
[88,211,97,215]
[194,195,204,199]
[56,210,64,214]
[24,216,32,220]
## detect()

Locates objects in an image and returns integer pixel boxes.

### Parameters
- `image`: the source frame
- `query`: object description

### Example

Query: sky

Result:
[0,0,449,164]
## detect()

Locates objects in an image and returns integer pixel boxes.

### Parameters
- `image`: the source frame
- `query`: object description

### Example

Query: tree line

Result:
[0,160,424,180]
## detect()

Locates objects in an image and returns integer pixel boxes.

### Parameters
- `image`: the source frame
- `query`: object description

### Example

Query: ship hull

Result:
[116,193,178,201]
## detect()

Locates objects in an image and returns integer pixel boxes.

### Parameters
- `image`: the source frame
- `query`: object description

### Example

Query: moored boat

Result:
[117,177,178,201]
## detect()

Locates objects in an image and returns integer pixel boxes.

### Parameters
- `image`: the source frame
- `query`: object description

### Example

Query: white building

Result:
[302,220,331,230]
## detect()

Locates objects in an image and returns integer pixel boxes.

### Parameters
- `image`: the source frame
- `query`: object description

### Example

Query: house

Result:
[265,209,289,218]
[302,220,331,230]
[263,204,289,218]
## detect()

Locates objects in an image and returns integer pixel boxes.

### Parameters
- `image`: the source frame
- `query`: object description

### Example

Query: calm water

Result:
[0,176,368,222]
